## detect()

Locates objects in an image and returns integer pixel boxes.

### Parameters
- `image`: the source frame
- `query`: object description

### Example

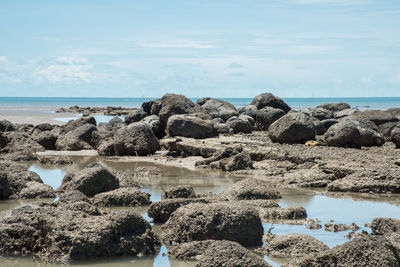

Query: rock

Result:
[163,202,263,247]
[391,125,400,148]
[371,217,400,235]
[238,104,258,119]
[34,131,57,150]
[259,233,329,257]
[255,107,285,131]
[162,186,196,199]
[323,119,385,148]
[114,122,160,156]
[60,116,96,134]
[98,116,124,132]
[268,112,316,144]
[198,98,238,121]
[142,99,162,115]
[226,116,253,133]
[57,163,119,197]
[158,94,196,127]
[97,139,115,156]
[259,207,307,220]
[19,181,56,199]
[387,108,400,117]
[167,114,217,139]
[301,108,333,120]
[59,190,90,203]
[310,116,327,135]
[92,187,151,207]
[0,174,11,199]
[350,110,400,126]
[148,198,211,223]
[239,114,255,126]
[0,120,15,132]
[379,122,400,140]
[2,132,45,160]
[320,118,338,130]
[196,240,270,267]
[0,132,7,149]
[34,123,54,132]
[212,153,254,171]
[251,93,291,112]
[125,109,148,124]
[220,178,281,200]
[55,124,97,151]
[141,115,164,139]
[291,236,400,267]
[324,222,359,232]
[334,108,360,119]
[317,102,350,112]
[0,202,158,263]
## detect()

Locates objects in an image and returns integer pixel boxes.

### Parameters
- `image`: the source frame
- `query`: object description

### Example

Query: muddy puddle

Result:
[1,156,400,267]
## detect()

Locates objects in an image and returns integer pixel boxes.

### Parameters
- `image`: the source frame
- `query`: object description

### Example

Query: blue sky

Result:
[0,0,399,97]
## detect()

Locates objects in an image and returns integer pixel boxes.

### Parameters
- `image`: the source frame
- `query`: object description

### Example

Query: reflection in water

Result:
[1,157,400,267]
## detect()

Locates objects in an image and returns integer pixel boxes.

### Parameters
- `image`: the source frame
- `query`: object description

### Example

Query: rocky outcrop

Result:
[334,108,359,119]
[291,236,400,267]
[0,120,16,132]
[0,201,158,263]
[268,112,316,144]
[258,233,329,257]
[316,102,350,112]
[19,181,55,199]
[57,163,119,197]
[301,108,332,121]
[226,116,253,133]
[255,107,285,131]
[323,119,385,148]
[220,178,281,200]
[251,93,291,112]
[350,110,400,126]
[197,98,238,121]
[158,94,197,127]
[125,109,148,124]
[391,125,400,148]
[55,124,97,151]
[163,202,263,246]
[91,187,151,206]
[259,207,307,220]
[166,114,216,139]
[114,122,160,156]
[162,186,196,199]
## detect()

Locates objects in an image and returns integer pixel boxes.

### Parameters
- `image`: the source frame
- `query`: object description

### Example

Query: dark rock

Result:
[334,108,360,119]
[317,102,350,112]
[371,217,400,236]
[142,99,162,115]
[238,104,258,119]
[92,188,151,207]
[97,139,115,156]
[98,116,124,132]
[197,98,238,121]
[158,94,196,127]
[57,163,119,197]
[60,116,96,134]
[0,203,158,263]
[55,124,97,151]
[114,122,160,156]
[259,233,329,257]
[2,132,45,159]
[197,240,270,267]
[320,119,338,130]
[301,108,333,120]
[38,156,73,166]
[223,153,254,171]
[0,120,16,132]
[34,131,57,150]
[125,109,148,124]
[0,132,7,149]
[141,115,164,139]
[310,116,327,135]
[163,202,263,246]
[391,125,400,148]
[220,178,281,200]
[59,190,90,203]
[323,119,385,148]
[34,123,53,132]
[259,207,307,220]
[226,116,252,133]
[292,236,400,267]
[268,112,316,144]
[162,186,196,199]
[251,93,291,112]
[19,181,56,199]
[167,114,216,139]
[379,122,400,140]
[255,107,285,131]
[350,110,400,126]
[0,174,11,199]
[148,198,211,223]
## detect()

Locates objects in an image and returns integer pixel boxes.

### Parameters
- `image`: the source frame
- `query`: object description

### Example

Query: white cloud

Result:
[291,0,370,5]
[35,56,93,83]
[138,41,217,49]
[0,56,7,63]
[227,62,244,68]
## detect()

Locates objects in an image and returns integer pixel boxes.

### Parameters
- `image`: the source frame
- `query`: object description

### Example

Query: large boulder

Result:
[167,114,216,139]
[334,108,360,119]
[19,181,56,199]
[350,109,400,126]
[317,102,350,112]
[34,131,57,150]
[0,202,158,263]
[259,233,329,257]
[114,122,160,156]
[255,107,285,131]
[163,202,263,246]
[158,94,196,127]
[57,163,119,197]
[55,124,97,151]
[251,93,291,112]
[323,119,385,148]
[197,98,238,121]
[268,112,316,144]
[141,99,162,115]
[91,188,151,207]
[371,217,400,236]
[2,132,45,160]
[125,109,148,124]
[220,178,281,200]
[59,116,96,134]
[162,186,196,200]
[292,236,400,267]
[391,125,400,148]
[0,120,16,132]
[0,174,11,199]
[226,116,253,133]
[300,108,332,120]
[238,104,258,119]
[141,115,164,139]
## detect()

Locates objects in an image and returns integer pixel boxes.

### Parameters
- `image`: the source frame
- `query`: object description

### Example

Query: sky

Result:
[0,0,399,98]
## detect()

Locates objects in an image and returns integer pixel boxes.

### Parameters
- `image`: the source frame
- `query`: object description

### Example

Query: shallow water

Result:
[1,157,400,267]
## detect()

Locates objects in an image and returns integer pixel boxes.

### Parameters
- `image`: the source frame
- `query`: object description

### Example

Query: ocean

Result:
[0,97,400,110]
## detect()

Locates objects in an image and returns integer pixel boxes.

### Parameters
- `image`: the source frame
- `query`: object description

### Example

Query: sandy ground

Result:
[0,106,79,125]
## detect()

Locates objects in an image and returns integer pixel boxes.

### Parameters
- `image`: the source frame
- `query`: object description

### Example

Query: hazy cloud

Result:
[227,62,244,68]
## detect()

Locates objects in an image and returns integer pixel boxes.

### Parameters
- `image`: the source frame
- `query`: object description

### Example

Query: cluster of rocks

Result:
[56,105,137,116]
